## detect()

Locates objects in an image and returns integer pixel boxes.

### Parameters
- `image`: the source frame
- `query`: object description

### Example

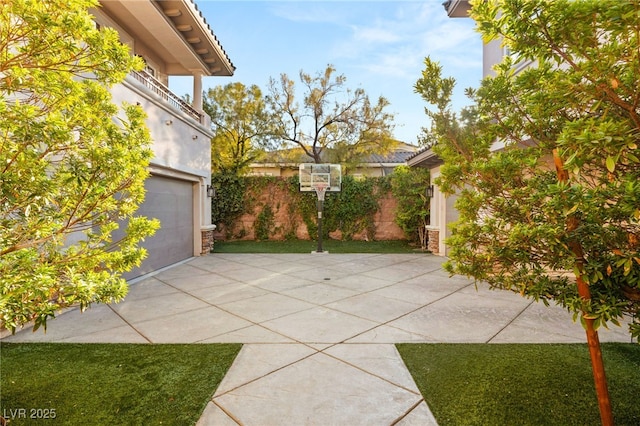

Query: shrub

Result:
[390,166,430,249]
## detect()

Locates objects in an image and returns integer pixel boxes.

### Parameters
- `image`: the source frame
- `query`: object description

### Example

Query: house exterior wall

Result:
[483,38,503,78]
[107,63,214,269]
[112,79,213,177]
[427,166,446,255]
[94,0,233,275]
[249,166,297,177]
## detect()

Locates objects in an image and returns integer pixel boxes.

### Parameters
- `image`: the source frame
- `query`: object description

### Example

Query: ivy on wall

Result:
[323,176,385,240]
[212,173,424,242]
[254,203,275,241]
[285,175,319,239]
[211,172,247,239]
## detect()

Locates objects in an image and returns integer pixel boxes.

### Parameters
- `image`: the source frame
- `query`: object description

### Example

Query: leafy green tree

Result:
[0,0,158,332]
[267,64,396,164]
[203,82,274,174]
[391,166,430,249]
[417,1,640,423]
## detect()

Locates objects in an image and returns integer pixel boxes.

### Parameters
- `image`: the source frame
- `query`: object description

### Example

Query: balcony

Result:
[130,69,204,124]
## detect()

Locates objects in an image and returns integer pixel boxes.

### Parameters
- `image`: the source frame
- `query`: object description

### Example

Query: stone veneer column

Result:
[201,225,216,254]
[427,227,439,254]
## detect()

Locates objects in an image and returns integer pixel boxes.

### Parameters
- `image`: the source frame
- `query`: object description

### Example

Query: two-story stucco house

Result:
[93,0,234,278]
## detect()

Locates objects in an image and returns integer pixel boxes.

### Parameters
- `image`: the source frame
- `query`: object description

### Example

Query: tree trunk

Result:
[553,149,613,425]
[584,316,613,426]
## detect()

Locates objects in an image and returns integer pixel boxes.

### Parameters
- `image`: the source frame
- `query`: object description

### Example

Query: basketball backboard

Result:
[299,163,342,193]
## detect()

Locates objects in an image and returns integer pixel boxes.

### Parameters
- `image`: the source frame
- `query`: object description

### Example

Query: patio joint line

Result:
[192,323,295,344]
[390,397,426,425]
[152,275,281,323]
[361,257,444,274]
[156,272,330,344]
[211,399,243,425]
[294,265,449,308]
[485,299,535,343]
[211,347,323,398]
[338,280,477,343]
[317,345,424,395]
[140,276,294,343]
[187,261,246,275]
[106,304,153,343]
[149,265,330,345]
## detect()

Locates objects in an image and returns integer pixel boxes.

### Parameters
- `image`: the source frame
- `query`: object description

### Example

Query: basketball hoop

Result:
[299,164,341,253]
[313,183,328,201]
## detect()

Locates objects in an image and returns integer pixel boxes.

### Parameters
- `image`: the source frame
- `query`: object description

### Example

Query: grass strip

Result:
[213,239,421,253]
[397,343,640,426]
[0,343,241,425]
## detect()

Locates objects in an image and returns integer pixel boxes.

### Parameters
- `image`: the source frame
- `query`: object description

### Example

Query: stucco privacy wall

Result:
[215,179,406,241]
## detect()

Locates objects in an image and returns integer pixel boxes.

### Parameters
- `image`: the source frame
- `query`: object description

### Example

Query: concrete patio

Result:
[2,253,632,425]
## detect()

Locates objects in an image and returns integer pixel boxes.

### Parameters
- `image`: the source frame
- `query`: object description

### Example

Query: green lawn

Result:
[397,343,640,426]
[213,239,421,253]
[0,343,241,425]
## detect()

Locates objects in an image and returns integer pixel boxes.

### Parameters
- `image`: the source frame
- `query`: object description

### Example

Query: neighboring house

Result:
[352,142,419,178]
[93,0,234,278]
[248,142,418,178]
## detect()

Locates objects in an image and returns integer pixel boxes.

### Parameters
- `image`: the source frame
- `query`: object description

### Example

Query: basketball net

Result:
[313,184,328,201]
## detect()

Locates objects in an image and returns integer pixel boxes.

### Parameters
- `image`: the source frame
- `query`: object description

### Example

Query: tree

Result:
[203,82,274,174]
[391,166,431,250]
[416,0,640,423]
[267,64,396,164]
[0,0,158,333]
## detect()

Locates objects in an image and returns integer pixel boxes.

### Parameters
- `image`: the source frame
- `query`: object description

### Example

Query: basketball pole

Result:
[316,198,324,253]
[312,184,328,253]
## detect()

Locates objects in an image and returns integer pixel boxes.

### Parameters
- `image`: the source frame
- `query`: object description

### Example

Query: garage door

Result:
[125,175,194,279]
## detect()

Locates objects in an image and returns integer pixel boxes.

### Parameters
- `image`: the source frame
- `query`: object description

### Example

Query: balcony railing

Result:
[131,69,203,123]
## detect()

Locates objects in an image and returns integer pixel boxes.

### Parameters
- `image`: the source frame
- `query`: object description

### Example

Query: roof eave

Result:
[406,148,443,168]
[442,0,471,18]
[97,0,234,77]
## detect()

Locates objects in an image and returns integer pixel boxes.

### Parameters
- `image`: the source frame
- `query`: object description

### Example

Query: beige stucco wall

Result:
[428,165,458,256]
[110,75,215,255]
[483,38,503,78]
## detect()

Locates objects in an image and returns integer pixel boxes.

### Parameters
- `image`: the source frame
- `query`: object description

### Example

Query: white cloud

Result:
[268,2,353,25]
[352,26,401,43]
[353,46,424,79]
[326,1,480,81]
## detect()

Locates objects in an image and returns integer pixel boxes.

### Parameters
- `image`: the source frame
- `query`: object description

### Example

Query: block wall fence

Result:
[213,179,406,242]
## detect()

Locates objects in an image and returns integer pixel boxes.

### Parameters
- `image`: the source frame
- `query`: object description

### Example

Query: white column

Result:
[192,70,203,111]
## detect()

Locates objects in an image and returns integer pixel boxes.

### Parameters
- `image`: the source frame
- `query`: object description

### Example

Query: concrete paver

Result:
[211,348,422,426]
[2,253,633,425]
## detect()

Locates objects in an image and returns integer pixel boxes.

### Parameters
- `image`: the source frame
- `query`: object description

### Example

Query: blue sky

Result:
[169,0,483,145]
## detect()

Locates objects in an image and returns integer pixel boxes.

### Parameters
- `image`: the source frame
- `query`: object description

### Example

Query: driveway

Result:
[2,253,631,425]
